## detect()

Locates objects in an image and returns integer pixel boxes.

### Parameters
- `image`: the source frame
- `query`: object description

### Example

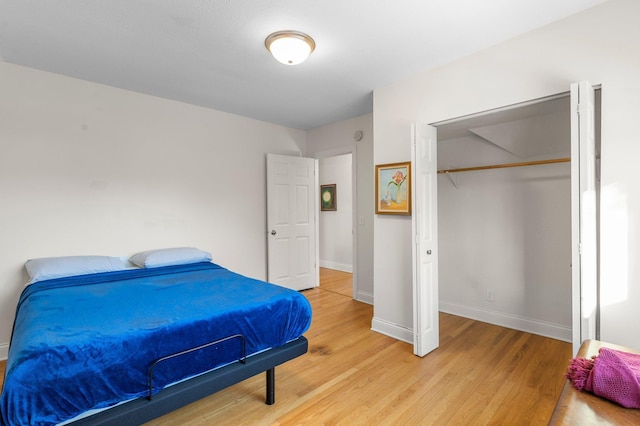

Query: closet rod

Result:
[437,157,570,174]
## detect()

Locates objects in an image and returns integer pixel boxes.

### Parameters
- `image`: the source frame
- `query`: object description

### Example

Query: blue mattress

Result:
[0,262,312,425]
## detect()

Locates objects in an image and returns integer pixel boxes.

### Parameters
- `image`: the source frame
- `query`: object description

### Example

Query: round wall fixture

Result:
[265,31,315,65]
[354,130,363,141]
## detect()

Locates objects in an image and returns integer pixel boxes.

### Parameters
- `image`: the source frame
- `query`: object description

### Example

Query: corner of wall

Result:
[355,290,374,305]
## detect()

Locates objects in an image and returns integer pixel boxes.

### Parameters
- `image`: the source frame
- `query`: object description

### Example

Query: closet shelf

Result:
[437,157,570,175]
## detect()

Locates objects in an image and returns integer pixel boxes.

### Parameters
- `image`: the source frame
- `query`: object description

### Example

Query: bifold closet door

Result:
[412,123,439,357]
[570,80,597,355]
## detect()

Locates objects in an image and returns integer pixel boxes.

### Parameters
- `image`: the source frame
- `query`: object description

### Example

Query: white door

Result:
[266,154,318,291]
[570,81,597,354]
[412,123,439,357]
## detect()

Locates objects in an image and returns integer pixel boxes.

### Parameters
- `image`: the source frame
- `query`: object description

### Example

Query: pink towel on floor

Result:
[565,347,640,409]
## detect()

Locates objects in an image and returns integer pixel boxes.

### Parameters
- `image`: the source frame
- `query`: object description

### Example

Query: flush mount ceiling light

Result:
[265,31,315,65]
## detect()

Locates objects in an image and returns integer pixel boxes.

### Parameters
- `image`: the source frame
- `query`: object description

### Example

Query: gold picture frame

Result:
[320,184,337,211]
[375,162,411,215]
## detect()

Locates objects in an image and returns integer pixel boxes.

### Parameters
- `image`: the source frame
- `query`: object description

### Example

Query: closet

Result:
[435,94,578,341]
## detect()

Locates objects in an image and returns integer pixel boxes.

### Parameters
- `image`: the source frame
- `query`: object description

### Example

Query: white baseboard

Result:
[319,260,353,273]
[439,300,572,342]
[371,317,413,344]
[0,341,8,360]
[355,290,373,305]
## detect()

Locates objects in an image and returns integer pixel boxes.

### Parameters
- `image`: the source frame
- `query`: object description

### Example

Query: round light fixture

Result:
[265,31,315,65]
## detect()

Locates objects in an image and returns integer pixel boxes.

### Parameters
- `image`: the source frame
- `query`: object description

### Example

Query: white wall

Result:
[436,104,573,341]
[438,136,572,341]
[306,114,374,304]
[319,154,353,273]
[0,62,305,358]
[599,86,640,346]
[373,0,640,348]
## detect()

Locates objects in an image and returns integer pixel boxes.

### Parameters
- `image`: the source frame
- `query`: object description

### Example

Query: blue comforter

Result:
[0,262,312,425]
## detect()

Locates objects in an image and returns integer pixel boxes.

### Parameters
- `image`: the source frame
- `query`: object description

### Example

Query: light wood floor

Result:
[0,269,572,425]
[318,267,352,298]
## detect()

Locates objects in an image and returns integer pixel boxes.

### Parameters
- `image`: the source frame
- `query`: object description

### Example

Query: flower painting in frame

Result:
[375,162,411,215]
[320,184,337,211]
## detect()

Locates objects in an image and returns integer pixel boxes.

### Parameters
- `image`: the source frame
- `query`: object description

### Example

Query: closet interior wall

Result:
[436,96,574,341]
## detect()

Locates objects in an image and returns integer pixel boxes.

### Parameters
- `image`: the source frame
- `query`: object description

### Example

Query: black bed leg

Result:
[266,368,275,405]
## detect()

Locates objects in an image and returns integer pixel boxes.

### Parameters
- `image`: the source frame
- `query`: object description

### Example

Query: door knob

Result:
[271,230,276,236]
[426,250,432,255]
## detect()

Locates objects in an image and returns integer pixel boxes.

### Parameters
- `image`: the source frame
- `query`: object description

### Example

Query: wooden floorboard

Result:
[0,270,572,425]
[318,267,352,298]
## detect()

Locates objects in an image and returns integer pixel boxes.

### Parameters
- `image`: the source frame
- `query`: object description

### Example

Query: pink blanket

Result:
[565,347,640,408]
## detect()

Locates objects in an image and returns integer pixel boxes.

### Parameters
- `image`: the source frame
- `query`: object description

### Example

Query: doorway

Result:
[318,152,354,298]
[435,94,574,341]
[414,88,601,355]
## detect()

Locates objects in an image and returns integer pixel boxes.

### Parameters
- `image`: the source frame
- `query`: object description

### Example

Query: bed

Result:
[0,250,312,425]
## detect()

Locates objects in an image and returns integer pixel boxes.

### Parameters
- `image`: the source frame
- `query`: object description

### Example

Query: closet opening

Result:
[432,90,600,342]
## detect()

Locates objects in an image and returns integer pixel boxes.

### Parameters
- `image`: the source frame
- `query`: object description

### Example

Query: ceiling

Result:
[0,0,606,130]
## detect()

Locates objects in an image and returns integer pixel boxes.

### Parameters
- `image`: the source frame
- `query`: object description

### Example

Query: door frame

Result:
[313,146,358,300]
[419,88,599,353]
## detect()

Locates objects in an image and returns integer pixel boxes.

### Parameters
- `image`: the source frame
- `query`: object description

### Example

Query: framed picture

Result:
[375,162,411,215]
[320,184,337,211]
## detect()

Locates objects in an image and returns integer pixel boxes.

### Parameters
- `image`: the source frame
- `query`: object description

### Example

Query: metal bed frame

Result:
[71,336,308,425]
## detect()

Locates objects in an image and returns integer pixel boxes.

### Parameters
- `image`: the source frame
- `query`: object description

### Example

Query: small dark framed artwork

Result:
[320,184,337,211]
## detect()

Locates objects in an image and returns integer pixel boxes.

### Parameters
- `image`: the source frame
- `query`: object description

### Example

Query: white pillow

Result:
[25,255,128,284]
[129,247,212,268]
